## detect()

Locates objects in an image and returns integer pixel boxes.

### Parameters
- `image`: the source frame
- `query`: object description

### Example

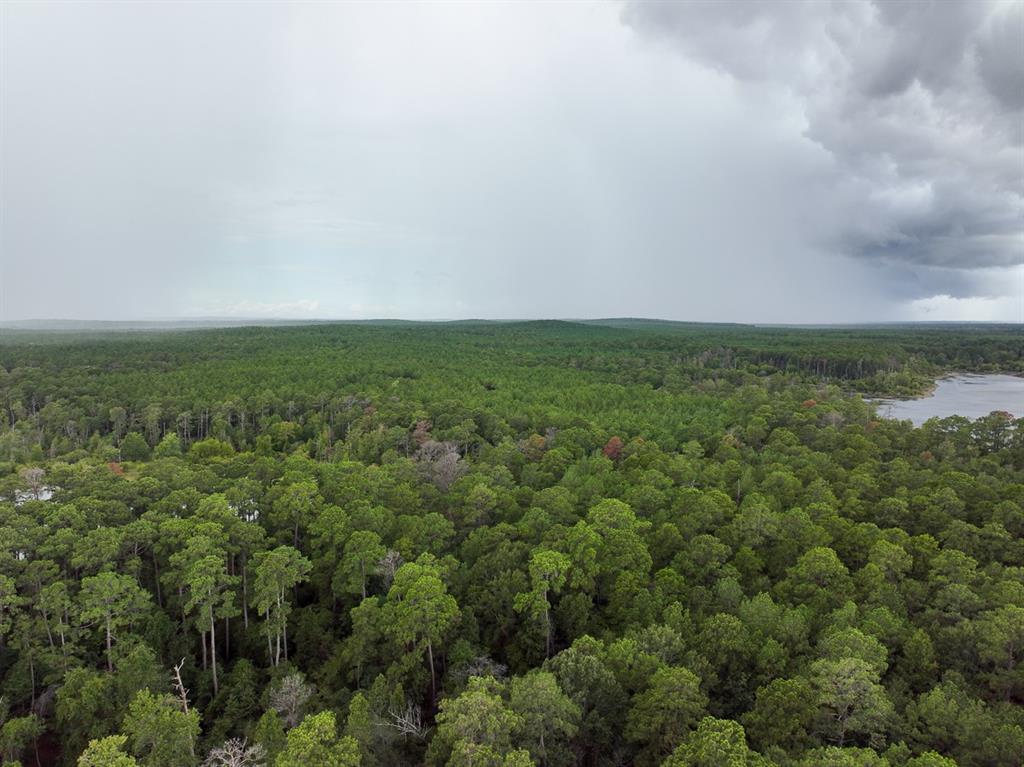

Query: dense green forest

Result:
[0,320,1020,767]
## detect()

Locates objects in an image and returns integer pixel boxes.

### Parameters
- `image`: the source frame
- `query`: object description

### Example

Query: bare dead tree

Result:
[381,700,430,740]
[19,467,44,500]
[172,658,190,714]
[544,426,559,447]
[202,739,267,767]
[822,411,846,428]
[376,550,404,590]
[31,685,57,719]
[448,656,507,686]
[411,419,432,447]
[416,440,465,491]
[415,439,449,463]
[269,672,312,729]
[434,450,465,491]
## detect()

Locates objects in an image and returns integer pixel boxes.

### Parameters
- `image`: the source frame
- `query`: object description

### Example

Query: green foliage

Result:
[0,321,1019,766]
[514,549,570,659]
[252,710,287,764]
[797,746,890,766]
[334,531,386,601]
[77,735,140,767]
[429,677,522,767]
[743,678,815,753]
[122,690,200,767]
[0,714,43,764]
[906,754,959,767]
[383,558,460,696]
[78,572,152,672]
[250,546,311,667]
[662,717,771,767]
[275,711,359,767]
[57,668,118,760]
[152,434,182,459]
[119,433,151,462]
[809,657,893,748]
[626,666,708,763]
[508,670,580,766]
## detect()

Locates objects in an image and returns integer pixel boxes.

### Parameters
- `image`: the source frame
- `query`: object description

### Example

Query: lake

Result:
[872,373,1024,426]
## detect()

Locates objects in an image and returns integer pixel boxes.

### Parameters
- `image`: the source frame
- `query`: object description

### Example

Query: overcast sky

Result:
[1,1,1021,323]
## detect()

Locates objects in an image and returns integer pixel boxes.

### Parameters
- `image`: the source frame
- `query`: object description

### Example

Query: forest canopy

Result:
[0,320,1020,767]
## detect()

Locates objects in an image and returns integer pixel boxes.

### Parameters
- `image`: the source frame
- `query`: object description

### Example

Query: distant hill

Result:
[579,317,752,330]
[1,317,1016,334]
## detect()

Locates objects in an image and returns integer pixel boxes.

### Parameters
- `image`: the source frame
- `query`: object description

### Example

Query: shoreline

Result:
[867,372,1024,424]
[870,370,1024,404]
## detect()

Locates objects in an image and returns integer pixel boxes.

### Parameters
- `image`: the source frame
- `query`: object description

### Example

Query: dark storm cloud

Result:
[974,0,1024,110]
[623,0,1024,275]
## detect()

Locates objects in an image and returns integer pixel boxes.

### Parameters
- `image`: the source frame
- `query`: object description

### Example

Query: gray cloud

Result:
[976,0,1024,110]
[0,1,1020,323]
[623,0,1024,277]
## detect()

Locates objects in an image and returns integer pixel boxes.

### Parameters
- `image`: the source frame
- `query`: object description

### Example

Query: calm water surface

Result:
[872,374,1024,426]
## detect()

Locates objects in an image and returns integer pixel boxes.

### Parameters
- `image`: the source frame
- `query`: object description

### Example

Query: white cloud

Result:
[348,303,400,317]
[188,299,322,319]
[906,289,1023,322]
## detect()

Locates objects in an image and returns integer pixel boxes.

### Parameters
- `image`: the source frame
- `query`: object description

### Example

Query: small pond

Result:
[871,373,1024,426]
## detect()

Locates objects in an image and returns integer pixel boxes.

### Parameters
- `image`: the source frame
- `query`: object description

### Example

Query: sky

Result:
[1,0,1021,323]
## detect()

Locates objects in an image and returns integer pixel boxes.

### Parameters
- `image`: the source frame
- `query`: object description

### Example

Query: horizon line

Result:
[1,316,1021,328]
